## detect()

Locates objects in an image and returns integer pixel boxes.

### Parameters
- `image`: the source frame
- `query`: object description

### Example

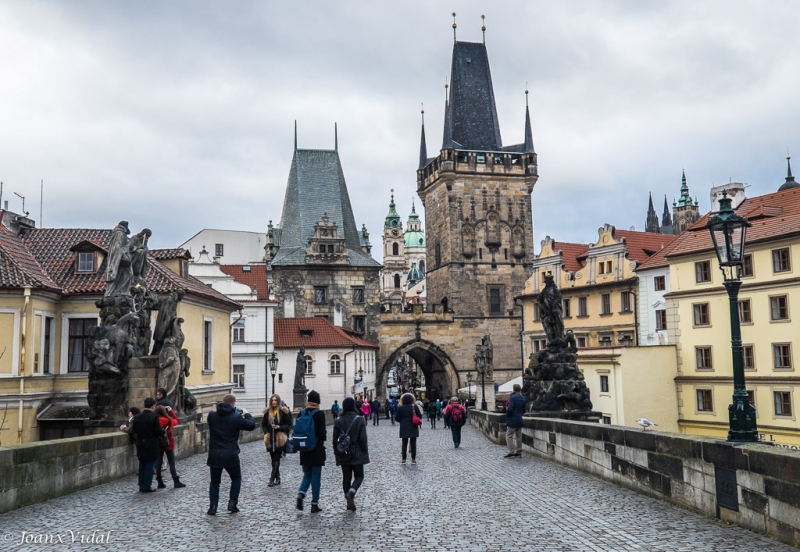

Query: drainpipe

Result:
[19,287,30,443]
[629,286,639,347]
[514,297,526,379]
[343,345,357,398]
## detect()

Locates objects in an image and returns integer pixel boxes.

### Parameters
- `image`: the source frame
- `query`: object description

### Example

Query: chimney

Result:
[710,182,746,212]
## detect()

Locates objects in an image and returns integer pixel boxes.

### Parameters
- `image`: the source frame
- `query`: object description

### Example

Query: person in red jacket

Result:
[155,405,186,489]
[443,397,467,448]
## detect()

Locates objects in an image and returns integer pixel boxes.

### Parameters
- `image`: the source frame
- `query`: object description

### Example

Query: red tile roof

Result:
[0,224,60,292]
[552,242,589,273]
[667,187,800,259]
[274,317,377,349]
[635,235,685,271]
[150,248,191,260]
[612,230,679,263]
[220,264,270,300]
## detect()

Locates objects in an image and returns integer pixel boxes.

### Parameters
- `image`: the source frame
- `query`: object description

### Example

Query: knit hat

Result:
[307,390,321,404]
[342,397,356,413]
[450,396,459,403]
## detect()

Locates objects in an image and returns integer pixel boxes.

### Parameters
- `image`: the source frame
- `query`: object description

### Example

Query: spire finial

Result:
[294,120,297,152]
[421,103,424,125]
[525,82,529,107]
[390,188,394,203]
[334,122,338,152]
[481,14,486,44]
[788,154,794,178]
[452,12,457,42]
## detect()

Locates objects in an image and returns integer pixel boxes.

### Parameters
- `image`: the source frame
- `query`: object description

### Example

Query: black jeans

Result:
[269,448,283,480]
[156,449,178,479]
[341,464,364,495]
[401,437,417,460]
[450,426,462,447]
[209,462,242,507]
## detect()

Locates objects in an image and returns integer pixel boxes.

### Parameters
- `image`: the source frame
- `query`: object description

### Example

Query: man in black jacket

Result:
[206,394,255,515]
[130,397,165,493]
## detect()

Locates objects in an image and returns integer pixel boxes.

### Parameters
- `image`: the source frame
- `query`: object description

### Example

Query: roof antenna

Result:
[334,122,338,152]
[294,120,297,152]
[14,191,28,216]
[452,12,457,43]
[40,179,43,226]
[481,14,486,44]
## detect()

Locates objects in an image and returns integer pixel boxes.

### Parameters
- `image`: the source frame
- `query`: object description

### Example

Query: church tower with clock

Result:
[381,192,409,306]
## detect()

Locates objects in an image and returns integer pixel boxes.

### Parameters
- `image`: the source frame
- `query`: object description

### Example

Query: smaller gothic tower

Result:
[672,170,700,233]
[381,192,406,306]
[645,193,660,233]
[661,195,673,233]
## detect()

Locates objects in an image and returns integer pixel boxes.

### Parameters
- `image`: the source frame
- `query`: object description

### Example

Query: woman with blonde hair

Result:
[262,394,292,487]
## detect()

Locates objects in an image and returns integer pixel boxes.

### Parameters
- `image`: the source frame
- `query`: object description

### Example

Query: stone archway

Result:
[378,339,460,402]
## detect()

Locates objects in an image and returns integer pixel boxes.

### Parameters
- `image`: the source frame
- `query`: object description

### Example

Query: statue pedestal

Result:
[477,379,496,411]
[293,388,308,412]
[127,356,159,410]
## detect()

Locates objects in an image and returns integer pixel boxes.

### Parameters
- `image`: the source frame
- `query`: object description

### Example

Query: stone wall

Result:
[0,411,335,515]
[469,410,800,547]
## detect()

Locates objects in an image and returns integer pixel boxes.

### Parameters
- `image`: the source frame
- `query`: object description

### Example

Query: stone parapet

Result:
[469,409,800,547]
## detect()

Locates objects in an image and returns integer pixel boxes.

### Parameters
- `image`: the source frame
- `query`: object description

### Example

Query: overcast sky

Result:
[1,1,799,259]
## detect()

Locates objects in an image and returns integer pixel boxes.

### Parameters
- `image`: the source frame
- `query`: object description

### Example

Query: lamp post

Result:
[707,191,757,442]
[357,367,364,399]
[467,372,473,407]
[268,352,279,399]
[475,345,487,411]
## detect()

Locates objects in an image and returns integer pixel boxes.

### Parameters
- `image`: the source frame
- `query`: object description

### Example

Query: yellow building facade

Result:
[0,219,239,444]
[666,186,800,449]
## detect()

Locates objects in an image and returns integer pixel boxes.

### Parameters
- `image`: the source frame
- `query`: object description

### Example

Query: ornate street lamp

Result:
[467,372,473,407]
[268,352,279,398]
[707,191,757,442]
[475,345,488,411]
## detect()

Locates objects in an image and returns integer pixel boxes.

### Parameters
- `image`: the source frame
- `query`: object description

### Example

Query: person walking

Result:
[443,397,467,448]
[296,390,327,513]
[331,400,341,420]
[129,397,165,493]
[435,399,442,421]
[155,405,185,489]
[333,398,369,511]
[370,398,381,426]
[206,394,256,515]
[394,393,422,464]
[389,397,398,425]
[428,400,438,429]
[262,394,292,487]
[504,384,526,458]
[360,399,372,422]
[384,399,391,420]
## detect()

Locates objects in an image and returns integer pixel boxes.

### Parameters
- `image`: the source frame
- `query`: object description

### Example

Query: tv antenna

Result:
[14,192,29,216]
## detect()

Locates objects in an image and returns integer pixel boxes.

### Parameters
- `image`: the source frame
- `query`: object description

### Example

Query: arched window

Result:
[394,274,401,288]
[304,355,313,374]
[330,355,341,374]
[418,260,425,274]
[392,242,399,256]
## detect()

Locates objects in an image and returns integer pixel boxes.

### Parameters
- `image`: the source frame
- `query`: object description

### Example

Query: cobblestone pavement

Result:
[0,420,794,551]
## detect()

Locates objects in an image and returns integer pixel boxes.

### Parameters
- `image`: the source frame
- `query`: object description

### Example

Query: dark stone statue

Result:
[481,334,494,379]
[523,275,594,414]
[294,345,307,389]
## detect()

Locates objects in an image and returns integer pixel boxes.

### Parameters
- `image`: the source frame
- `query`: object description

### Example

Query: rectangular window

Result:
[773,343,792,369]
[278,373,283,383]
[532,339,547,353]
[203,320,212,371]
[353,316,365,334]
[696,347,713,369]
[602,416,612,425]
[606,260,612,274]
[770,296,789,320]
[314,287,327,304]
[654,276,666,291]
[576,336,587,348]
[655,309,667,331]
[742,254,754,277]
[232,364,245,389]
[772,248,790,273]
[598,335,613,346]
[68,318,95,372]
[330,355,342,375]
[352,288,364,303]
[215,243,224,257]
[304,355,313,375]
[43,316,53,374]
[578,297,588,317]
[601,293,611,315]
[746,390,755,405]
[738,299,752,323]
[562,298,571,318]
[232,319,245,343]
[618,333,633,346]
[774,391,792,416]
[540,270,551,284]
[532,303,540,322]
[600,375,609,393]
[327,244,334,254]
[695,261,711,283]
[620,291,632,313]
[319,245,326,254]
[693,303,710,326]
[488,287,503,315]
[743,345,755,370]
[697,389,713,412]
[77,252,94,272]
[598,261,605,275]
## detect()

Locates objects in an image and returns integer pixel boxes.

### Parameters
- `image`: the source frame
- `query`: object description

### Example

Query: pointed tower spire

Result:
[779,155,799,190]
[441,81,453,149]
[334,122,338,152]
[662,195,673,227]
[294,120,297,152]
[523,87,534,153]
[418,106,428,169]
[676,169,693,206]
[645,192,660,233]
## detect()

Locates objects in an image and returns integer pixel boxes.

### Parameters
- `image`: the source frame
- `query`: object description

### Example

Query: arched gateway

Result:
[378,338,460,402]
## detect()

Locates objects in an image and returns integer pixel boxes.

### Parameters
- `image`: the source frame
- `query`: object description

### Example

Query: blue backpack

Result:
[291,408,319,452]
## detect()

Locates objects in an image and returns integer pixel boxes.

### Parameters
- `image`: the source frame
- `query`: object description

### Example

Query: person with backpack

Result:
[389,397,398,425]
[394,393,422,464]
[443,397,467,448]
[332,397,369,511]
[435,399,442,421]
[331,400,341,420]
[504,383,526,458]
[370,398,381,426]
[428,400,438,429]
[262,394,292,487]
[295,390,327,513]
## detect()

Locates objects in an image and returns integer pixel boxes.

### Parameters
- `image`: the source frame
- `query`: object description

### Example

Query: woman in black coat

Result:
[296,390,327,513]
[394,393,422,464]
[262,394,293,487]
[332,397,369,511]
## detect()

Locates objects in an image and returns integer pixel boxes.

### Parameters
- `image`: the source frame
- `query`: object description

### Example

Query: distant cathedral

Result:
[645,170,700,234]
[381,193,426,306]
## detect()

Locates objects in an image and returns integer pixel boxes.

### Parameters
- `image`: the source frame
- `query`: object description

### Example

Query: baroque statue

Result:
[294,345,307,389]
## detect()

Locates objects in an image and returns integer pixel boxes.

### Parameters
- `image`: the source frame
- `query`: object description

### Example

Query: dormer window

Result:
[77,252,95,273]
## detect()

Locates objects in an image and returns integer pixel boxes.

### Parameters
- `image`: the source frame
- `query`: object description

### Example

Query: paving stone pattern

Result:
[0,421,793,551]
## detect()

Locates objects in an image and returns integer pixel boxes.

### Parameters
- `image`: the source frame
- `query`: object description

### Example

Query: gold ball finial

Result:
[445,83,449,89]
[788,155,792,161]
[452,11,457,28]
[421,109,424,115]
[481,14,486,32]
